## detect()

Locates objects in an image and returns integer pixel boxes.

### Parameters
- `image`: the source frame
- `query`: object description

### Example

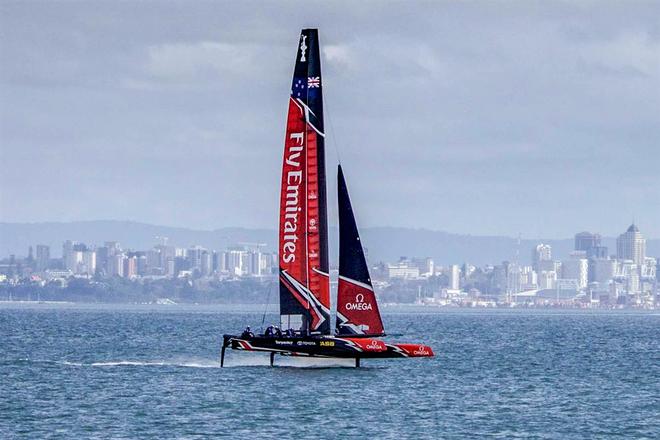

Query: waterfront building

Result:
[616,224,646,265]
[538,270,557,289]
[387,262,420,280]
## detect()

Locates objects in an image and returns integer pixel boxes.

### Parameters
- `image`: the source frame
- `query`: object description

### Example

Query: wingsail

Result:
[336,165,385,336]
[278,29,330,334]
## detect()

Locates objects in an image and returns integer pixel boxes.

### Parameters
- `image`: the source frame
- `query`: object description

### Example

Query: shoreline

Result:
[1,301,657,315]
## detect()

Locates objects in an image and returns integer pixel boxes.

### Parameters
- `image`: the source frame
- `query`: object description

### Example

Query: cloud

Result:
[577,31,660,77]
[145,41,259,81]
[1,1,659,238]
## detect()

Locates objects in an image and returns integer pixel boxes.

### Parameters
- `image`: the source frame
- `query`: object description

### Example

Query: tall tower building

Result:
[531,244,552,271]
[35,245,50,271]
[448,265,460,290]
[616,224,646,265]
[575,231,608,259]
[575,232,601,252]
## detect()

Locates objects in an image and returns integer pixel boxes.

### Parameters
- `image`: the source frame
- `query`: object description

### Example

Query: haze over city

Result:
[1,1,658,238]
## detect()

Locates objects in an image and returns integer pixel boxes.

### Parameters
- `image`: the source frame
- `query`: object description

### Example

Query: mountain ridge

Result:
[1,221,658,266]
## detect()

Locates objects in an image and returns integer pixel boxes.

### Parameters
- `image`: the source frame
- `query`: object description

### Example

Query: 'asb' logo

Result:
[345,293,373,311]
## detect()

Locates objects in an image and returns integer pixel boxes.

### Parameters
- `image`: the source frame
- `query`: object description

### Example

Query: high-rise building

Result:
[226,248,246,276]
[538,270,557,289]
[187,246,206,270]
[591,258,616,284]
[81,250,96,275]
[201,251,212,276]
[65,250,83,273]
[413,257,434,277]
[96,246,109,275]
[62,240,76,270]
[35,245,50,271]
[532,244,552,271]
[104,242,121,257]
[519,266,537,290]
[108,254,125,277]
[136,254,148,276]
[124,256,138,278]
[448,265,460,290]
[575,232,601,252]
[146,249,162,273]
[617,224,646,265]
[561,258,588,289]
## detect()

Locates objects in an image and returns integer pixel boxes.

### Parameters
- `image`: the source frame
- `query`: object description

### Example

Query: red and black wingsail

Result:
[336,165,385,336]
[279,29,331,335]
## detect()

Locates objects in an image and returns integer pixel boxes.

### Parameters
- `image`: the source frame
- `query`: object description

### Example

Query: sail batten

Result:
[279,29,330,335]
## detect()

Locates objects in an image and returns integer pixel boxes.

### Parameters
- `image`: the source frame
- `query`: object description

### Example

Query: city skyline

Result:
[2,2,659,237]
[2,221,656,308]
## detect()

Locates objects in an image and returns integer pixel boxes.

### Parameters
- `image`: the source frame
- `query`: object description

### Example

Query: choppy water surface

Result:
[1,304,658,439]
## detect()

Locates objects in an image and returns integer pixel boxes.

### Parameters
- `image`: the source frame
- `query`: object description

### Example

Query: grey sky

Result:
[1,1,658,238]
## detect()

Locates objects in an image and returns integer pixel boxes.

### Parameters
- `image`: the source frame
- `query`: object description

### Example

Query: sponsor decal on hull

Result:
[344,338,387,353]
[392,343,435,357]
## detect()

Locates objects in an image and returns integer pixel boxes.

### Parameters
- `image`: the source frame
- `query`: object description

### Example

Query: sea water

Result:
[1,304,658,439]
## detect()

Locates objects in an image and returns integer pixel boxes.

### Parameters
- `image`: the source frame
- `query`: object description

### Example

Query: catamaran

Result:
[221,29,434,367]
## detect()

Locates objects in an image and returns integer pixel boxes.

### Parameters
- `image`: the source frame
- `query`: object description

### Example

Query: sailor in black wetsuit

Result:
[241,326,254,339]
[265,325,274,337]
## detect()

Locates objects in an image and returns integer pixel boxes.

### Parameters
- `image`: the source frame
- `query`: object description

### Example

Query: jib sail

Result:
[336,165,385,336]
[278,29,331,335]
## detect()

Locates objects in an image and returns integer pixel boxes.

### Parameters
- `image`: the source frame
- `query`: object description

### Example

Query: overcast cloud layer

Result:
[1,1,659,238]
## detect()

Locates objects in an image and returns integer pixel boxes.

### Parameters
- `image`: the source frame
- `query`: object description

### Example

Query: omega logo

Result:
[345,293,373,311]
[365,341,382,350]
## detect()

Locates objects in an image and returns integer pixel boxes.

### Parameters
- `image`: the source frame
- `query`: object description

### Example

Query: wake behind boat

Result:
[221,29,433,367]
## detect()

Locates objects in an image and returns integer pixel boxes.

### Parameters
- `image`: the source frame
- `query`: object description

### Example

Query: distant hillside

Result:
[1,221,658,266]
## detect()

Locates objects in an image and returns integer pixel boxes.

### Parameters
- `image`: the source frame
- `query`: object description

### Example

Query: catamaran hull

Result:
[221,334,433,366]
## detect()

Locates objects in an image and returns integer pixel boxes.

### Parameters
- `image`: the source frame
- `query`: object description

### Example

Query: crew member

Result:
[265,325,274,337]
[241,326,254,339]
